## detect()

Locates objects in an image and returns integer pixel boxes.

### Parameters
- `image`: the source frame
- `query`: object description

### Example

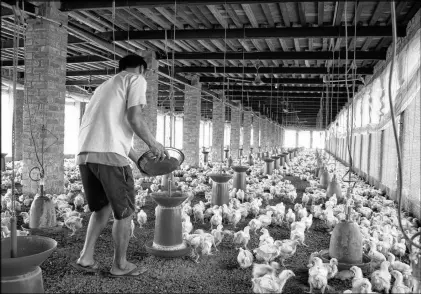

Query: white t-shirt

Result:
[77,71,147,158]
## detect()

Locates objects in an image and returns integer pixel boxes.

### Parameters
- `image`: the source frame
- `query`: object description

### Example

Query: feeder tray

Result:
[145,192,190,258]
[137,147,184,177]
[1,236,57,276]
[209,174,232,183]
[263,158,274,163]
[319,249,370,272]
[231,166,248,173]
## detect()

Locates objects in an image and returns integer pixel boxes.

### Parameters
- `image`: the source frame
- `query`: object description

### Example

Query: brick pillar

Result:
[212,92,225,162]
[243,108,252,155]
[22,3,68,195]
[14,90,24,161]
[310,131,314,149]
[182,76,201,166]
[132,51,158,177]
[230,104,241,160]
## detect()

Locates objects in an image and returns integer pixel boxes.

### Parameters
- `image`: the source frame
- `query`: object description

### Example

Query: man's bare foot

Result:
[110,261,141,276]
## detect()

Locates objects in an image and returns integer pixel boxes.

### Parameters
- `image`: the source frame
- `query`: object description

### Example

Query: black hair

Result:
[118,54,148,73]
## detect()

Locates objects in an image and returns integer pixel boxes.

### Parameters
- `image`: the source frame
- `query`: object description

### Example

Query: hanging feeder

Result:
[202,147,209,165]
[248,154,254,166]
[231,165,248,192]
[319,167,330,189]
[238,147,243,158]
[271,155,281,170]
[326,174,343,202]
[1,236,57,293]
[209,172,232,206]
[224,148,229,160]
[227,156,233,168]
[263,158,274,175]
[145,191,190,257]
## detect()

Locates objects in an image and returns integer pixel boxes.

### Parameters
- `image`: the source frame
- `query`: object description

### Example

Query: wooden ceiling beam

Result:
[318,2,324,26]
[297,2,307,27]
[206,85,350,92]
[172,66,373,75]
[60,1,282,11]
[97,26,405,42]
[161,51,386,60]
[278,3,291,27]
[198,77,363,85]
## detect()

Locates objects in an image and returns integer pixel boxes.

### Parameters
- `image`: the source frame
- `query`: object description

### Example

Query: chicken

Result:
[182,217,193,235]
[64,216,83,236]
[302,214,313,231]
[258,211,273,228]
[1,225,10,239]
[136,209,147,228]
[391,270,411,293]
[228,209,242,228]
[211,224,225,250]
[350,266,366,292]
[254,243,279,264]
[370,261,391,293]
[233,226,251,249]
[210,208,223,230]
[237,248,253,269]
[183,232,203,263]
[302,193,310,207]
[277,239,299,267]
[259,228,274,247]
[298,207,308,220]
[251,270,295,294]
[193,207,205,224]
[249,219,263,234]
[290,228,308,247]
[286,209,296,227]
[252,262,280,278]
[308,257,329,294]
[387,252,412,276]
[19,212,29,224]
[368,241,387,272]
[73,194,84,209]
[236,189,245,202]
[391,238,406,260]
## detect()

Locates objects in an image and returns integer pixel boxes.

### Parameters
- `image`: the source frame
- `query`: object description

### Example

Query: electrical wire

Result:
[388,1,421,251]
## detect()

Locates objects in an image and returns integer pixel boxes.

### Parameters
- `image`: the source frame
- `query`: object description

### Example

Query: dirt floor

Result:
[18,176,354,293]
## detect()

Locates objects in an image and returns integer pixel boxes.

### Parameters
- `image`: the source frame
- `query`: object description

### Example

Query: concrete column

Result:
[132,51,158,178]
[230,104,241,160]
[295,131,299,148]
[182,76,201,166]
[14,90,24,161]
[22,3,68,194]
[212,92,225,162]
[243,108,252,155]
[252,114,260,151]
[310,131,314,149]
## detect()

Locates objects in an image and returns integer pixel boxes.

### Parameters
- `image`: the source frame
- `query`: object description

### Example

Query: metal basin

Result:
[231,165,249,173]
[208,173,232,183]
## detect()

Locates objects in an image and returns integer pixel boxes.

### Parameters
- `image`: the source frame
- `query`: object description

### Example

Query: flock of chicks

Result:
[1,150,420,293]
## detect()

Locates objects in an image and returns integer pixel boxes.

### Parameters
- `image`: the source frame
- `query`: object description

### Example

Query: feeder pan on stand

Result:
[326,174,343,203]
[320,207,369,272]
[224,148,229,160]
[271,155,281,170]
[238,148,243,158]
[248,154,254,166]
[202,147,209,165]
[209,172,232,206]
[282,152,290,164]
[145,191,190,257]
[279,154,286,167]
[256,147,261,159]
[231,164,248,192]
[319,167,330,189]
[263,158,274,175]
[227,156,233,168]
[1,236,57,293]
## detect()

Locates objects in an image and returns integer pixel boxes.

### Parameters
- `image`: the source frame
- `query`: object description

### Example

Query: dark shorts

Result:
[79,163,135,220]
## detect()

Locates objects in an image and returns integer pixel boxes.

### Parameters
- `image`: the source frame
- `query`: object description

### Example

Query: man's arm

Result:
[127,105,169,161]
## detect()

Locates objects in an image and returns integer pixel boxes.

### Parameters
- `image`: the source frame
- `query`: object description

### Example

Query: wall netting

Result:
[401,94,421,217]
[381,124,399,200]
[368,131,382,187]
[353,135,361,171]
[360,134,369,176]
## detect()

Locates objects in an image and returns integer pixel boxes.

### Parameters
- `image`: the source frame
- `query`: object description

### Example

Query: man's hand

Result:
[149,141,170,162]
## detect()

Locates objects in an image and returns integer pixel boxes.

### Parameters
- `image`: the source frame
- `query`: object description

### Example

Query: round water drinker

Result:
[137,147,184,177]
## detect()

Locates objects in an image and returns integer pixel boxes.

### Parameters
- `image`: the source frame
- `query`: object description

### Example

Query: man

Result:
[72,54,169,277]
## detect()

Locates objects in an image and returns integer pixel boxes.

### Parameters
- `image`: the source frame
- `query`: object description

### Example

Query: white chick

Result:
[210,208,222,230]
[248,219,262,234]
[137,209,147,228]
[229,209,242,229]
[236,189,245,203]
[233,226,251,249]
[73,194,84,209]
[286,208,296,227]
[19,212,29,224]
[83,204,90,213]
[237,248,254,269]
[64,216,83,236]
